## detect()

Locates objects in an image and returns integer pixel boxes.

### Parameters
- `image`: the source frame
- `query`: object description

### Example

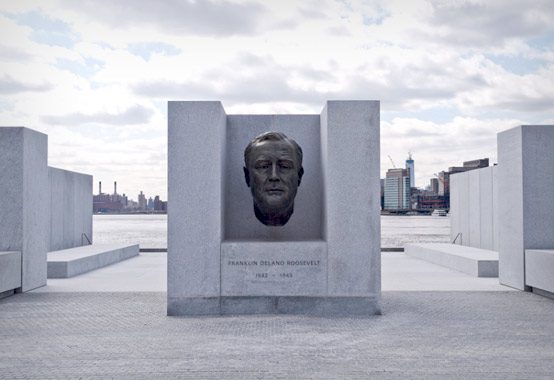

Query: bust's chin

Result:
[253,203,294,226]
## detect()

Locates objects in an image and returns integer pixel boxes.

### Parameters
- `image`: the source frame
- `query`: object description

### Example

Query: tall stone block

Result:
[450,167,497,251]
[497,125,554,290]
[167,102,226,315]
[321,101,380,297]
[0,127,48,292]
[48,167,93,251]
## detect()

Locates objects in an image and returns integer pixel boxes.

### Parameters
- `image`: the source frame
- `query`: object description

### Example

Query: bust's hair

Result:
[244,131,303,169]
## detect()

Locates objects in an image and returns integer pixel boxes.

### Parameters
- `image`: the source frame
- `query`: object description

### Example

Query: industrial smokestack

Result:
[114,181,117,195]
[99,181,102,195]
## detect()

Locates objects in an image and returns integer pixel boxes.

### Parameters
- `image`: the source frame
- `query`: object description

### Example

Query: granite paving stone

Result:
[1,291,553,379]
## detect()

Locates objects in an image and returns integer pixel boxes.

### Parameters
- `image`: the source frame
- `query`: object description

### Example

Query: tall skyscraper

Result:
[138,191,147,210]
[384,168,410,210]
[405,152,414,188]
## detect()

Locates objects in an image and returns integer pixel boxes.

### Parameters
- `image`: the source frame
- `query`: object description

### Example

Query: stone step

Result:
[405,243,498,277]
[0,251,21,293]
[525,249,554,294]
[47,244,139,278]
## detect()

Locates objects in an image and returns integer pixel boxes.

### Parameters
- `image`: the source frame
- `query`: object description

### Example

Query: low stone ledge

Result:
[405,243,498,277]
[47,244,139,278]
[168,296,381,317]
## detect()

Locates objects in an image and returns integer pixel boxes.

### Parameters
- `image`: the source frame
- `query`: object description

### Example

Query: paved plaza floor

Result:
[1,252,553,379]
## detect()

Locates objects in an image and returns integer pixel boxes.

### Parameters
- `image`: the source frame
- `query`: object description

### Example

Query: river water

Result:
[93,214,450,248]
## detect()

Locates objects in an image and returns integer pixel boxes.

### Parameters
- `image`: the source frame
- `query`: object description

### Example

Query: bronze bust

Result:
[243,132,304,226]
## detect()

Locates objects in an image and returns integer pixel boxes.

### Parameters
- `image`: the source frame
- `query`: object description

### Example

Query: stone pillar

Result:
[497,125,554,290]
[0,127,48,292]
[167,102,227,315]
[321,101,381,305]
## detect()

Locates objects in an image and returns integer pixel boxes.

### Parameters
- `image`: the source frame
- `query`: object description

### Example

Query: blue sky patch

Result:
[55,57,104,78]
[486,54,544,76]
[529,31,554,51]
[6,10,79,48]
[128,42,181,61]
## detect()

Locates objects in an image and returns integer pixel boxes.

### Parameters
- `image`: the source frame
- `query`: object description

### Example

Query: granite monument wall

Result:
[450,166,498,251]
[168,100,381,316]
[497,125,554,292]
[48,167,93,251]
[0,127,48,293]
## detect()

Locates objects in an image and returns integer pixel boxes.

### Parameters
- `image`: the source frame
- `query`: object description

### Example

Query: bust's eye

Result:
[255,161,270,169]
[279,161,293,169]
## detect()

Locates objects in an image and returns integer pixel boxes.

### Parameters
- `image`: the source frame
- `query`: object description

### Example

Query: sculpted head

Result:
[243,131,304,226]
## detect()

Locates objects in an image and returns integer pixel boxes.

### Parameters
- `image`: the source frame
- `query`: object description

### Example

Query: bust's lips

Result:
[265,188,285,195]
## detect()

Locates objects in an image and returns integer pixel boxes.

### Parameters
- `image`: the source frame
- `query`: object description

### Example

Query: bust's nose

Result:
[268,163,279,182]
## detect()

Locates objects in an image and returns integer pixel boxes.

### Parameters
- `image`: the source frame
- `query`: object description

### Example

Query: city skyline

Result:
[1,1,554,198]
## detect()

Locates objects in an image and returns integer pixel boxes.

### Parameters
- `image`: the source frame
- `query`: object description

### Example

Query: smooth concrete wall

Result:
[450,166,497,251]
[48,167,93,251]
[498,125,554,290]
[0,127,48,292]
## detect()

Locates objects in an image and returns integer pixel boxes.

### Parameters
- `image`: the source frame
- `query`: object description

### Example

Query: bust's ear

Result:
[243,166,251,187]
[297,167,304,186]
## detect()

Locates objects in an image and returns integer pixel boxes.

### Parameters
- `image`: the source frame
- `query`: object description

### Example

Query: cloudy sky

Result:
[1,0,553,199]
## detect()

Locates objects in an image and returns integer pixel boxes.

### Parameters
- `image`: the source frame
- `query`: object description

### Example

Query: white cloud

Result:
[1,0,553,198]
[42,104,154,126]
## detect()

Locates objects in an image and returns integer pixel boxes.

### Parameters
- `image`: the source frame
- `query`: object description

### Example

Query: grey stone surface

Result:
[498,125,554,290]
[0,251,21,293]
[169,296,380,316]
[321,101,380,298]
[458,171,470,245]
[221,241,327,296]
[492,166,499,252]
[225,115,323,240]
[0,127,48,292]
[479,167,495,250]
[34,251,511,293]
[525,249,554,293]
[2,291,554,379]
[168,102,226,303]
[405,243,498,277]
[168,101,380,315]
[48,166,93,251]
[450,166,497,251]
[449,173,460,243]
[224,296,380,316]
[47,243,139,278]
[468,169,481,247]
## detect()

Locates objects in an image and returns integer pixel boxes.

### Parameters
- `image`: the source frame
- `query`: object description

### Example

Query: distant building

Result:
[138,191,147,210]
[154,195,167,212]
[93,180,123,213]
[463,158,489,169]
[416,194,450,210]
[438,158,489,196]
[405,153,415,188]
[430,178,439,194]
[384,168,410,210]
